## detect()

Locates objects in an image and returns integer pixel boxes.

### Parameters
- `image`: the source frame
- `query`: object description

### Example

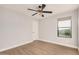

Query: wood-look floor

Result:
[0,40,78,55]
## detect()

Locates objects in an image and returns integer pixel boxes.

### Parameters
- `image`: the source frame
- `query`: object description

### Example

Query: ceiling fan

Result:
[27,4,52,17]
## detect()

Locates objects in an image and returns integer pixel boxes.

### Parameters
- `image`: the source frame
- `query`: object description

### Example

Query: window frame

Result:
[57,16,72,38]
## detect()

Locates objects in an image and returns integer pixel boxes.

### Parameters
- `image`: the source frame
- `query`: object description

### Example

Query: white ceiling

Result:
[0,4,79,19]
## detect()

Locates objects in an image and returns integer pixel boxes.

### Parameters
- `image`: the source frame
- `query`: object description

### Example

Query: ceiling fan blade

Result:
[42,11,52,13]
[28,8,36,11]
[32,13,38,16]
[41,4,46,10]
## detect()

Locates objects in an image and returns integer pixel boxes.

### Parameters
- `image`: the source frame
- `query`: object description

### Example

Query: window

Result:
[57,16,72,38]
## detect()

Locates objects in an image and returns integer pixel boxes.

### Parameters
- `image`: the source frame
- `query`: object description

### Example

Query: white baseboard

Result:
[0,40,33,52]
[39,39,78,49]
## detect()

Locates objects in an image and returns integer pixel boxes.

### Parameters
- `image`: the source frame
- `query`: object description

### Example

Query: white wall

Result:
[78,8,79,50]
[39,10,78,48]
[0,7,33,51]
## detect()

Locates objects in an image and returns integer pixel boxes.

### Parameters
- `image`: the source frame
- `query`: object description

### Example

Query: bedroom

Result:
[0,4,79,55]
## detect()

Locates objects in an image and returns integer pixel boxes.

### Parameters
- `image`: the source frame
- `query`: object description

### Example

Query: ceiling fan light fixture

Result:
[27,4,52,17]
